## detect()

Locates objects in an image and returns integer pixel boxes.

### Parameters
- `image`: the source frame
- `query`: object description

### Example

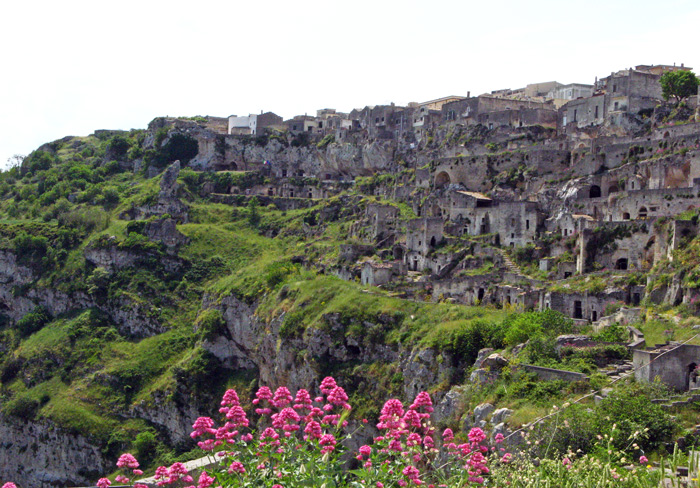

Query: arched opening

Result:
[578,143,586,149]
[686,362,698,390]
[267,188,274,196]
[429,236,437,248]
[435,171,451,189]
[589,185,602,198]
[663,131,670,139]
[644,236,656,267]
[608,185,619,195]
[477,288,485,301]
[615,258,628,270]
[638,206,648,219]
[393,246,405,260]
[623,212,631,220]
[411,257,418,271]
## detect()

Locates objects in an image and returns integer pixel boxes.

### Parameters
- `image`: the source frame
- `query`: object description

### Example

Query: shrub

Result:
[16,306,50,337]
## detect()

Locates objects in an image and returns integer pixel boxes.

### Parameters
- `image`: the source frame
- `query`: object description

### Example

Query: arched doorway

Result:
[435,171,451,189]
[615,258,628,270]
[686,362,698,390]
[589,185,602,198]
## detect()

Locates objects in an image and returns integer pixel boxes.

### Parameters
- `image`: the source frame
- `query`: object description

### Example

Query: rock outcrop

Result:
[0,415,107,488]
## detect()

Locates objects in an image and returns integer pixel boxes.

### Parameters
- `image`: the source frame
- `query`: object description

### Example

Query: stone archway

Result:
[589,185,602,198]
[435,171,451,189]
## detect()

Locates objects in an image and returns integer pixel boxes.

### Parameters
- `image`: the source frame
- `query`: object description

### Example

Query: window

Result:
[526,219,530,230]
[614,102,619,110]
[574,109,577,122]
[595,106,599,118]
[613,84,617,93]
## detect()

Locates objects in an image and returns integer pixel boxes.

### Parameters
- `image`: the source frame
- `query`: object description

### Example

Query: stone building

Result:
[634,343,700,391]
[404,218,444,271]
[228,112,283,135]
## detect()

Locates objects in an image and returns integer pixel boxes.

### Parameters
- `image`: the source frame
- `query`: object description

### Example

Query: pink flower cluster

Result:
[154,462,193,487]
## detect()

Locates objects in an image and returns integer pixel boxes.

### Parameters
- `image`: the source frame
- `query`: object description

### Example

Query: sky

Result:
[1,0,699,169]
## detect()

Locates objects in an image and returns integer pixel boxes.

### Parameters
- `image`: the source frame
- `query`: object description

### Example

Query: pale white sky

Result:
[1,0,699,169]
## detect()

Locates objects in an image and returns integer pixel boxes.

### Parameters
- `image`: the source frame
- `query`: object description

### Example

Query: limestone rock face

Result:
[145,217,190,251]
[433,387,464,425]
[473,402,495,424]
[481,353,509,371]
[491,407,513,425]
[0,415,107,488]
[473,348,494,369]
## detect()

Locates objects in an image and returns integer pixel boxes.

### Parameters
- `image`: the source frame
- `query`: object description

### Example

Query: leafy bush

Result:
[195,309,227,340]
[16,306,51,337]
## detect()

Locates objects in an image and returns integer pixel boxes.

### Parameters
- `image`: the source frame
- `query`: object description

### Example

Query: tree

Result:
[659,70,700,104]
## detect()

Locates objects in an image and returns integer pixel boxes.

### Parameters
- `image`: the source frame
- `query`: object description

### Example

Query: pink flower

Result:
[116,453,139,469]
[468,427,486,444]
[376,483,384,488]
[304,420,322,440]
[319,433,337,454]
[96,479,111,488]
[377,399,404,430]
[198,471,215,488]
[272,485,283,488]
[494,433,505,444]
[228,462,246,474]
[133,469,143,475]
[403,465,421,480]
[320,376,338,395]
[359,445,372,457]
[442,428,454,442]
[293,389,313,411]
[410,392,434,412]
[191,417,216,439]
[640,455,649,464]
[403,409,422,428]
[226,406,249,427]
[272,386,293,408]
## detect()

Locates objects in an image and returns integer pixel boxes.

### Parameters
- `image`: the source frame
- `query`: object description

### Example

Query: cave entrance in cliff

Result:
[435,171,451,189]
[589,185,602,198]
[615,258,628,270]
[477,288,485,302]
[229,161,239,170]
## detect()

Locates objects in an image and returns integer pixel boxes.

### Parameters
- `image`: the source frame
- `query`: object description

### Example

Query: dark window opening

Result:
[573,301,583,319]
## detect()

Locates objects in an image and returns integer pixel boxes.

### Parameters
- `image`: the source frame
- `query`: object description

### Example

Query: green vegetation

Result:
[660,70,700,104]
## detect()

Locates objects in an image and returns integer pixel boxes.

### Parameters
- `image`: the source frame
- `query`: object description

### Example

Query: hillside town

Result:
[157,63,700,321]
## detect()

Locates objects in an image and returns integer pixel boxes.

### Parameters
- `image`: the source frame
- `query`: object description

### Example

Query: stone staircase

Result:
[600,359,634,381]
[498,249,522,275]
[651,388,700,410]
